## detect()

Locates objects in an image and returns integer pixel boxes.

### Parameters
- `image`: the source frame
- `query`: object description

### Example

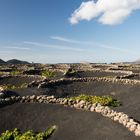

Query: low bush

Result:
[65,69,77,76]
[1,84,16,90]
[103,75,115,78]
[41,70,55,78]
[68,94,121,107]
[1,83,28,90]
[0,72,8,75]
[0,125,56,140]
[20,83,28,89]
[10,70,21,76]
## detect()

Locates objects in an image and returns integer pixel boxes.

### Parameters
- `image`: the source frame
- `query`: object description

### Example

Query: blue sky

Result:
[0,0,140,63]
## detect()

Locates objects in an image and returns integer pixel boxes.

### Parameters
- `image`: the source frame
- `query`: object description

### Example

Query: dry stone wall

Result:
[0,94,140,136]
[36,77,140,88]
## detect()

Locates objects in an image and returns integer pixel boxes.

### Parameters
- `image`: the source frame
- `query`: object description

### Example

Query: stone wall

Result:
[0,94,140,136]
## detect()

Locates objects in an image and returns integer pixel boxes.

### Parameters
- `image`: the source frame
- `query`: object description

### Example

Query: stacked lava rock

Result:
[19,95,140,137]
[0,94,140,137]
[0,86,4,98]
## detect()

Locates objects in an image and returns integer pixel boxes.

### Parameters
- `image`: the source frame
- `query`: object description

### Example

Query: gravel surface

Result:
[0,103,139,140]
[0,76,43,86]
[0,67,140,139]
[40,80,140,122]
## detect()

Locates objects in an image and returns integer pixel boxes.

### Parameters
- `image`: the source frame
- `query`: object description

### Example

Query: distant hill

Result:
[0,59,6,64]
[7,59,30,64]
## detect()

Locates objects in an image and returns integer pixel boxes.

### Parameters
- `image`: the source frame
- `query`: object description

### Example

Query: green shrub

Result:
[1,83,28,90]
[20,83,28,89]
[0,125,56,140]
[0,72,8,75]
[103,75,115,78]
[65,69,77,76]
[68,94,121,107]
[10,70,21,76]
[1,84,16,90]
[41,70,55,78]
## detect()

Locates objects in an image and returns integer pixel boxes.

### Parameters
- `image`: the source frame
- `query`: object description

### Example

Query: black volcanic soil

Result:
[65,70,126,78]
[1,64,140,139]
[0,103,139,140]
[0,76,43,86]
[7,79,140,124]
[113,68,140,73]
[40,80,140,122]
[0,69,13,72]
[92,65,111,70]
[2,75,140,123]
[127,75,140,80]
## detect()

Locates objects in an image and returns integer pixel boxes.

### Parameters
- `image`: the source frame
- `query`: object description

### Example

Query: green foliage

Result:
[0,125,56,140]
[103,75,115,78]
[20,83,28,89]
[1,84,16,90]
[44,126,56,138]
[10,70,21,76]
[1,83,28,90]
[65,69,77,76]
[0,72,8,75]
[41,70,55,78]
[69,94,121,107]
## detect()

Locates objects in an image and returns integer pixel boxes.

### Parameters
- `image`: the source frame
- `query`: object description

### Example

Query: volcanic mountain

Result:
[0,59,6,64]
[7,59,30,64]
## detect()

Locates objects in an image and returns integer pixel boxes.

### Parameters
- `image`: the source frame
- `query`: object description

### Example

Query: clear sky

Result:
[0,0,140,63]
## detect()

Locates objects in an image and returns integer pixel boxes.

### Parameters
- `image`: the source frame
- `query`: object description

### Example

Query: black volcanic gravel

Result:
[0,103,139,140]
[1,66,140,140]
[41,80,140,122]
[65,71,126,78]
[0,76,43,86]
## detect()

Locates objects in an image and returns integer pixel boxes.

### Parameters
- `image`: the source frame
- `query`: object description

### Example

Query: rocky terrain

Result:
[0,62,140,140]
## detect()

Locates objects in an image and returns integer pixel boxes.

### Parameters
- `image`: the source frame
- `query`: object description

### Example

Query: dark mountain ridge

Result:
[0,59,6,64]
[7,59,30,64]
